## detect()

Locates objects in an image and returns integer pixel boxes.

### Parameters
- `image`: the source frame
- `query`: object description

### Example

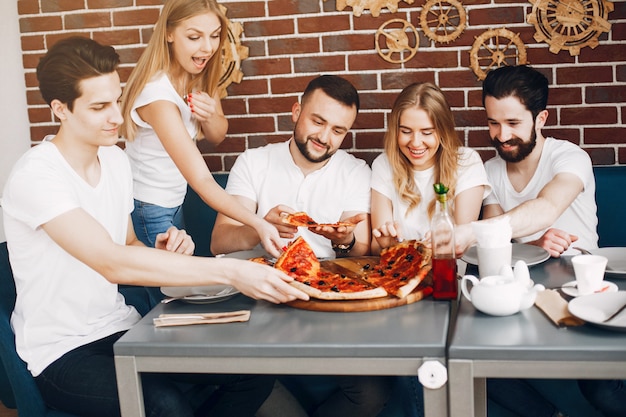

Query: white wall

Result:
[0,1,30,242]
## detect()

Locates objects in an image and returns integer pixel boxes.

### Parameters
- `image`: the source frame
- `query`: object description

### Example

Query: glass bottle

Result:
[430,183,458,300]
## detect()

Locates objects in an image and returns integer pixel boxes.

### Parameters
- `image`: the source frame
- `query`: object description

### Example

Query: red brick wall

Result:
[17,0,626,171]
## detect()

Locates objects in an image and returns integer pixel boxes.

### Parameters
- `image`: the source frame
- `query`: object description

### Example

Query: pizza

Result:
[362,240,432,298]
[282,211,353,228]
[274,237,387,300]
[268,236,431,301]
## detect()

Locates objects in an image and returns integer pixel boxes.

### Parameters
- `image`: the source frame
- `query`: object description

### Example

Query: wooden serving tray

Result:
[286,256,433,312]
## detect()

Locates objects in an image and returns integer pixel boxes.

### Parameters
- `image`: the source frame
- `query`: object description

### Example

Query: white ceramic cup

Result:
[571,254,608,295]
[476,243,512,278]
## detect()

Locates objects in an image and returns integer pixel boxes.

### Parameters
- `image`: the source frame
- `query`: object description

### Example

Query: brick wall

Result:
[17,0,626,171]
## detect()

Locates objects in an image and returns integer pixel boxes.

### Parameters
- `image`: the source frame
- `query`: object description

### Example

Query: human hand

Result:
[264,205,298,239]
[528,228,578,257]
[187,91,221,124]
[253,219,283,259]
[230,260,309,304]
[308,213,366,243]
[372,221,403,250]
[452,223,475,258]
[154,226,195,255]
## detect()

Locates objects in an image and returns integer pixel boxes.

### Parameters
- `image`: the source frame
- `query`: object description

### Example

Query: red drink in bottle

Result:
[432,256,457,300]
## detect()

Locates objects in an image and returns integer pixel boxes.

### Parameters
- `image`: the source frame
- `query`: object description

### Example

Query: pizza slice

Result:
[274,236,320,280]
[275,236,386,300]
[363,240,433,299]
[290,270,387,301]
[282,211,353,228]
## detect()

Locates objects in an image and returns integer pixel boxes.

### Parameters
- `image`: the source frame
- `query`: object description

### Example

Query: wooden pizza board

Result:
[286,256,433,312]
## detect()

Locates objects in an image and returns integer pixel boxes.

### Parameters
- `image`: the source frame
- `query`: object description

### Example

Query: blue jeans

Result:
[578,379,626,417]
[130,200,186,309]
[280,375,394,417]
[487,378,561,417]
[132,199,185,247]
[36,331,274,417]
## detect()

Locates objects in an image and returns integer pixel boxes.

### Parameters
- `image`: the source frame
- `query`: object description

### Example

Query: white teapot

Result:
[461,261,545,316]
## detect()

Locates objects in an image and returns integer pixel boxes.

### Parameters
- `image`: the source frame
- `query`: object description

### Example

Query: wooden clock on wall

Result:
[527,0,614,56]
[218,5,249,98]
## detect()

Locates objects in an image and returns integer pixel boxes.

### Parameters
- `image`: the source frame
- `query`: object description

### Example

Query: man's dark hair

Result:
[302,75,360,111]
[482,65,549,120]
[37,36,120,111]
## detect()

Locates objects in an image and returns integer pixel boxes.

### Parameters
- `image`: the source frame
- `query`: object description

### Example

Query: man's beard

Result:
[492,127,537,163]
[293,125,334,163]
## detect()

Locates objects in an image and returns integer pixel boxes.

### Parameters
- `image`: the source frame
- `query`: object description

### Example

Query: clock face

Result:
[527,0,614,56]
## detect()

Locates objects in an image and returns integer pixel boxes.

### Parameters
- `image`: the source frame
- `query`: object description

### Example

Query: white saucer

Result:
[561,280,618,297]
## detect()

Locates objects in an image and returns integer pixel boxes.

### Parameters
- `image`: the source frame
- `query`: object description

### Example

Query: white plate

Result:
[568,291,626,331]
[583,248,626,275]
[160,285,240,304]
[462,243,550,266]
[561,280,618,297]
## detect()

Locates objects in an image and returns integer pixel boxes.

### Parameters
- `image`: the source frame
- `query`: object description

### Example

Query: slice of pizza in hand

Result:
[275,236,386,300]
[363,240,433,299]
[282,211,353,228]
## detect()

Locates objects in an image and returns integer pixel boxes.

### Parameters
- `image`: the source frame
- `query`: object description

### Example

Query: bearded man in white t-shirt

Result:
[457,65,598,258]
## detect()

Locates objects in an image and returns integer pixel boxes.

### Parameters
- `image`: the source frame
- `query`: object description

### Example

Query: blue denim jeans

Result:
[578,379,626,417]
[487,378,560,417]
[35,331,274,417]
[130,199,186,308]
[131,199,185,247]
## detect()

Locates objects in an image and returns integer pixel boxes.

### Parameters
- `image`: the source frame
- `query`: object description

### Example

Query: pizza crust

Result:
[290,280,388,300]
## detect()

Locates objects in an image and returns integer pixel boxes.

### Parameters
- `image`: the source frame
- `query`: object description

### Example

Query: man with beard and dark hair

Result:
[211,77,393,417]
[211,75,371,259]
[456,65,598,258]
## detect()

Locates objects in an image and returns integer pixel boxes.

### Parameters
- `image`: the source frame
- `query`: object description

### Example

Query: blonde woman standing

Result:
[121,0,282,271]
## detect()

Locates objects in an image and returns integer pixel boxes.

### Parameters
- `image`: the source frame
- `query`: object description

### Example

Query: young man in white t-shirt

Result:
[456,65,598,258]
[211,75,372,259]
[211,76,393,417]
[1,36,307,417]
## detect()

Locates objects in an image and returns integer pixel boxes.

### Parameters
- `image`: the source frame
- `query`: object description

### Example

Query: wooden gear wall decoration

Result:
[376,19,420,63]
[218,5,249,98]
[527,0,613,56]
[419,0,466,44]
[328,0,414,17]
[469,28,528,81]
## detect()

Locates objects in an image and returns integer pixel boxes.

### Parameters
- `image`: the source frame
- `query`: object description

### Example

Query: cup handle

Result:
[461,275,479,302]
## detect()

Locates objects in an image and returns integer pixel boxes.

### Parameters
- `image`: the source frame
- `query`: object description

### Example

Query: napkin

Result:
[472,217,512,248]
[534,290,584,327]
[153,310,251,327]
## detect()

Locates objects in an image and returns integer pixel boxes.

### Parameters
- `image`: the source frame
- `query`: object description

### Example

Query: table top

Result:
[114,292,451,359]
[449,256,626,362]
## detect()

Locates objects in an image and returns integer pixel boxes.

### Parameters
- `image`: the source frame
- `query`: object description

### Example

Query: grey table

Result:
[448,257,626,417]
[114,293,451,417]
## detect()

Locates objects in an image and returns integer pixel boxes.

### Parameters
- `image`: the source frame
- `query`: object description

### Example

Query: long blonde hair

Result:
[121,0,227,141]
[384,82,461,218]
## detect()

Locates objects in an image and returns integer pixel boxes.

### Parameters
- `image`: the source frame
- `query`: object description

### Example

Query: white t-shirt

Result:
[484,137,598,253]
[371,147,491,240]
[125,72,198,208]
[2,139,141,377]
[226,140,372,258]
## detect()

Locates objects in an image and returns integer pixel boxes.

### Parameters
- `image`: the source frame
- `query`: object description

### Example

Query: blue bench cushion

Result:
[182,174,228,257]
[593,166,626,247]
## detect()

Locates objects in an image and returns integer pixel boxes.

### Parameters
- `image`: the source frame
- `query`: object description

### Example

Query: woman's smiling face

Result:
[397,106,440,171]
[167,12,221,75]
